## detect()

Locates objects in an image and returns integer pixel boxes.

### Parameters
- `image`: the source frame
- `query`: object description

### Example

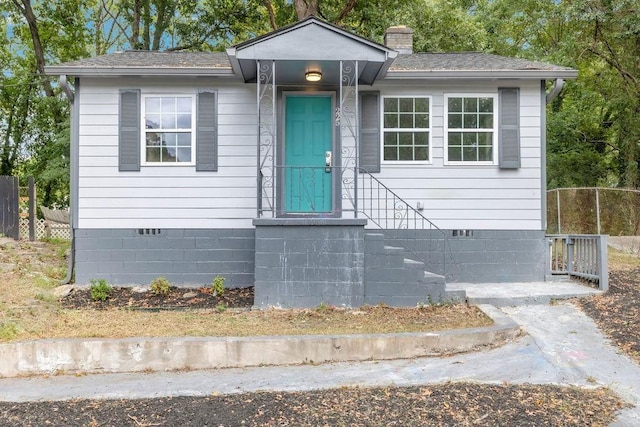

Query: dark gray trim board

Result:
[74,229,255,286]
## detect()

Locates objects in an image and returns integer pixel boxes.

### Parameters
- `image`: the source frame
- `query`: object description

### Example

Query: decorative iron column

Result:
[256,60,277,217]
[338,60,359,217]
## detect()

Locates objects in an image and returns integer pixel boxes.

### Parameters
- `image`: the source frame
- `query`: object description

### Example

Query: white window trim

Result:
[380,95,432,165]
[140,93,197,166]
[444,93,498,166]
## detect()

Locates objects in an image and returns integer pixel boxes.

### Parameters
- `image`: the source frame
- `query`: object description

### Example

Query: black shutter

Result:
[359,92,381,173]
[196,90,218,172]
[498,87,520,169]
[119,89,140,171]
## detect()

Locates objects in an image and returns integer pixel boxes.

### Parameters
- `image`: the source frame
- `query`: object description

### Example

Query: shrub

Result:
[150,276,171,296]
[211,275,225,296]
[89,279,112,302]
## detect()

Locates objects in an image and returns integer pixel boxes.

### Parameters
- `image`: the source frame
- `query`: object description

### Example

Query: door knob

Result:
[325,151,332,173]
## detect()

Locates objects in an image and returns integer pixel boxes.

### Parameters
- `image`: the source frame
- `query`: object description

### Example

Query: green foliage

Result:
[211,275,226,296]
[150,276,171,296]
[2,0,640,198]
[89,279,112,302]
[0,321,18,340]
[216,303,227,313]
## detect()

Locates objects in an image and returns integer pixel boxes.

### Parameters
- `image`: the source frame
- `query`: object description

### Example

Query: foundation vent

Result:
[137,228,162,236]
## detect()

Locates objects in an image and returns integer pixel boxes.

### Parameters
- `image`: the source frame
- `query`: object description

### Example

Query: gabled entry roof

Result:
[226,16,398,85]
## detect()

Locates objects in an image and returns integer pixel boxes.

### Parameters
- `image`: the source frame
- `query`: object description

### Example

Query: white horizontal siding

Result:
[371,80,543,230]
[77,77,257,229]
[76,76,545,231]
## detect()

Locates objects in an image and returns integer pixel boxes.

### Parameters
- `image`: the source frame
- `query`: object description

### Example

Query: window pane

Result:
[145,114,161,129]
[414,132,428,145]
[478,146,493,161]
[177,147,192,162]
[399,113,413,128]
[146,147,161,162]
[448,132,462,146]
[161,133,177,147]
[464,98,478,112]
[384,146,397,161]
[384,98,398,112]
[448,113,462,128]
[463,132,477,146]
[161,113,176,129]
[478,97,493,113]
[463,114,478,129]
[398,146,413,160]
[176,97,192,113]
[448,146,462,161]
[177,113,191,129]
[478,113,493,129]
[398,132,412,145]
[146,132,161,146]
[177,132,192,146]
[448,98,462,112]
[384,113,398,128]
[415,146,428,161]
[478,132,493,145]
[161,146,176,162]
[415,98,428,112]
[415,113,428,128]
[384,132,398,146]
[146,97,161,113]
[399,98,413,112]
[161,97,175,111]
[463,146,477,161]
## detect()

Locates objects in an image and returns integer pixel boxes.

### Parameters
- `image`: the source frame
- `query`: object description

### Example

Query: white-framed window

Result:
[142,95,196,165]
[445,94,497,164]
[382,96,431,163]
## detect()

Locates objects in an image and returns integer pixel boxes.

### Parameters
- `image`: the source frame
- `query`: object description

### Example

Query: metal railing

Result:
[548,234,608,290]
[358,168,449,274]
[257,165,450,275]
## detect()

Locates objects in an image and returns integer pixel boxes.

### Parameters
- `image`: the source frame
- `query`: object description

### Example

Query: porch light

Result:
[305,71,322,82]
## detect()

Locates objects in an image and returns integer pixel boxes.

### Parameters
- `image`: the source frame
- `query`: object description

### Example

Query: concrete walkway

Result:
[0,280,638,425]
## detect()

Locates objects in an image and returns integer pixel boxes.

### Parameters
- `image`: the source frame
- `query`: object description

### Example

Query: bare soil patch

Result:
[61,285,254,310]
[0,383,625,426]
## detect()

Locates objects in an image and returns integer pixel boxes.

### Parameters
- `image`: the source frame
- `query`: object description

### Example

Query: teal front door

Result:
[284,95,333,213]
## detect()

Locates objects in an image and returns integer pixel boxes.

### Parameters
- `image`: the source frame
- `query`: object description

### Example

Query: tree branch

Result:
[263,0,277,30]
[333,0,356,25]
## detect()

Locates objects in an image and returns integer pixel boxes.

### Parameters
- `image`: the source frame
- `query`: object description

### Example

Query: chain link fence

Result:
[547,188,640,235]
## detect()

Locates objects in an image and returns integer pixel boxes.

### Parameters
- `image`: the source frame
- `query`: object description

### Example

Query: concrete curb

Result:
[0,305,520,378]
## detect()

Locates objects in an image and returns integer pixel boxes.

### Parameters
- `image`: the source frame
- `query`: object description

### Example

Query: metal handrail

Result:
[257,165,452,276]
[357,167,450,276]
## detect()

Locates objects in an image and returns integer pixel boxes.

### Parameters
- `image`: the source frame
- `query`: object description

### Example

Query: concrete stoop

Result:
[364,233,462,306]
[0,305,519,378]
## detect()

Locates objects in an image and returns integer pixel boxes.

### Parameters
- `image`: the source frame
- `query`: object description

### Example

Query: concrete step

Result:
[364,233,464,306]
[403,258,425,269]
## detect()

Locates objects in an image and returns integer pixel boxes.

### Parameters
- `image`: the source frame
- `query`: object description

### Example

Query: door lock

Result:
[325,151,332,173]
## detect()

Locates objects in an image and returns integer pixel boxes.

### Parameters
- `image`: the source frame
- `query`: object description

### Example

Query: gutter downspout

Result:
[59,75,75,285]
[545,78,564,104]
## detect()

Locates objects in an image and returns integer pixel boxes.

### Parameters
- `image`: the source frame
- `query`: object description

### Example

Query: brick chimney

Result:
[384,26,413,54]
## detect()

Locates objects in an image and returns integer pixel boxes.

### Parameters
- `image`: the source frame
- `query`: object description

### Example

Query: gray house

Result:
[46,17,577,307]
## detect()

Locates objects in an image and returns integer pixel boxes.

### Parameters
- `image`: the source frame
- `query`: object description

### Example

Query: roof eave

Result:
[384,69,579,80]
[44,66,236,77]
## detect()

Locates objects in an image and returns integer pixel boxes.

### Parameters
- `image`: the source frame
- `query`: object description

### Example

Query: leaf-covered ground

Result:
[0,383,625,427]
[577,268,640,363]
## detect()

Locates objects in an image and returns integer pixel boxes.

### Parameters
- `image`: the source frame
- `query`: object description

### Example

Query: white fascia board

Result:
[385,70,579,80]
[44,66,236,77]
